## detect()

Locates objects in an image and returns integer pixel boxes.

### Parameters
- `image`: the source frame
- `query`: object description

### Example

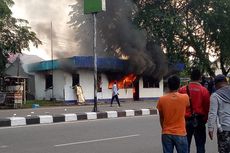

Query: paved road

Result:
[0,100,156,118]
[0,115,218,153]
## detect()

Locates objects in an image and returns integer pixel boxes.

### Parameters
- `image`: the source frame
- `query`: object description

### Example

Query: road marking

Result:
[54,134,140,147]
[0,145,8,148]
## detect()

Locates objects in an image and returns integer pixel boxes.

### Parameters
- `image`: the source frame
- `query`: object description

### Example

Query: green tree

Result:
[0,0,41,75]
[205,0,230,75]
[133,0,230,76]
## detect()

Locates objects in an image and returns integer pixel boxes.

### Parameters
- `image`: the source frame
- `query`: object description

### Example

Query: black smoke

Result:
[69,0,168,80]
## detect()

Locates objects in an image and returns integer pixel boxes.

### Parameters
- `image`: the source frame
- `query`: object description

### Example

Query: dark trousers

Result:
[217,131,230,153]
[186,119,206,153]
[110,95,120,106]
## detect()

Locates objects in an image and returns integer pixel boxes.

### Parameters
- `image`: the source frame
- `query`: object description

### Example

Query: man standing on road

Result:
[208,74,230,153]
[157,75,190,153]
[110,81,121,107]
[178,68,210,153]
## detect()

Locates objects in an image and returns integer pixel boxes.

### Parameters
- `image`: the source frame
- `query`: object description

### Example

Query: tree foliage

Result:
[0,0,41,75]
[133,0,230,76]
[205,0,230,75]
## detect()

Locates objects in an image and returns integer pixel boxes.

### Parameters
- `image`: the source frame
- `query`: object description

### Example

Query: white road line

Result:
[54,134,140,147]
[0,145,8,148]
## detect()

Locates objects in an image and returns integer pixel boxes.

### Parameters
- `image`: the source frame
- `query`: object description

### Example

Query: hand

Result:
[208,131,214,140]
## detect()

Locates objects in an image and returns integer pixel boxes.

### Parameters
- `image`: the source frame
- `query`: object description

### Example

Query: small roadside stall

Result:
[0,76,27,108]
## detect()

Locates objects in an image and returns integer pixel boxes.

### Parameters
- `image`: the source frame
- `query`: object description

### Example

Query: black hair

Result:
[214,74,227,84]
[168,75,180,91]
[190,67,201,81]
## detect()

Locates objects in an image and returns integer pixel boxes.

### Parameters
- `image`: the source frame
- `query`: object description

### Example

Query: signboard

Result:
[84,0,106,14]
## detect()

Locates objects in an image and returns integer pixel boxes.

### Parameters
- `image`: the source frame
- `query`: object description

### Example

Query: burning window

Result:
[108,74,136,89]
[143,76,159,88]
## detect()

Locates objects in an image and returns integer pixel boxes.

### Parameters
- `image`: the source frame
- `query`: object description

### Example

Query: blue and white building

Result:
[28,56,163,104]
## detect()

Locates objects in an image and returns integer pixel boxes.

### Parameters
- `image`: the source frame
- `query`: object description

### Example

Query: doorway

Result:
[133,79,139,101]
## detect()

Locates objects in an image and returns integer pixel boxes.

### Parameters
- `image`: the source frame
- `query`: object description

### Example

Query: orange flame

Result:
[109,74,136,89]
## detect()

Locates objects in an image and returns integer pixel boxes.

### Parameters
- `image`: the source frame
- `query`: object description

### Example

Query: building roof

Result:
[28,56,128,73]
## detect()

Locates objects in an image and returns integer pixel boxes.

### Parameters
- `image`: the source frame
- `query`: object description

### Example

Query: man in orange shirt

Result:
[157,75,190,153]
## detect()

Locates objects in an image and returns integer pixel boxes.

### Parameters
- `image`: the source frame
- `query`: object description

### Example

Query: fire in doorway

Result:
[107,73,139,101]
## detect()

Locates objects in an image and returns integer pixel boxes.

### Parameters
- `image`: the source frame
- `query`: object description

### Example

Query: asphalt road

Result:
[0,101,155,118]
[0,115,218,153]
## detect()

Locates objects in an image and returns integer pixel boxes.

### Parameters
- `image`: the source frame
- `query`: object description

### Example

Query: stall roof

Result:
[4,76,28,79]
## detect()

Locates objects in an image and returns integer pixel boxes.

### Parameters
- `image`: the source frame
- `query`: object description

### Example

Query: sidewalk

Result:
[0,100,158,127]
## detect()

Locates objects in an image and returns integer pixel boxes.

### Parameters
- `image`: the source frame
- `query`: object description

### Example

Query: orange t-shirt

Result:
[157,92,189,136]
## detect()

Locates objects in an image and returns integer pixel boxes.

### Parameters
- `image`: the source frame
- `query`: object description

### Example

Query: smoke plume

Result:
[13,0,77,59]
[13,0,168,79]
[69,0,168,79]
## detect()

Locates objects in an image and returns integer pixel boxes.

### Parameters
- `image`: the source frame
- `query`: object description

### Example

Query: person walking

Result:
[157,75,190,153]
[178,68,210,153]
[110,81,121,107]
[208,74,230,153]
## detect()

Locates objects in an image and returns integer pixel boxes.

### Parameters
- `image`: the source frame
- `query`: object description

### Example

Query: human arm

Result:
[158,111,164,128]
[207,93,218,140]
[156,99,163,128]
[208,131,214,140]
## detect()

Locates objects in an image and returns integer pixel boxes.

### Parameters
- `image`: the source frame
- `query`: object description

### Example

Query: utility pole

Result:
[93,13,98,112]
[84,0,106,112]
[51,21,55,101]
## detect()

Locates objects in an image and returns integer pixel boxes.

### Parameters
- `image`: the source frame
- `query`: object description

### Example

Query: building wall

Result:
[63,72,77,101]
[53,70,65,100]
[34,73,46,100]
[34,69,163,102]
[139,78,163,99]
[78,70,162,101]
[79,70,94,100]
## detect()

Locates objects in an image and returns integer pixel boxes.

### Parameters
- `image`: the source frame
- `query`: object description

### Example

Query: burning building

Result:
[28,56,163,103]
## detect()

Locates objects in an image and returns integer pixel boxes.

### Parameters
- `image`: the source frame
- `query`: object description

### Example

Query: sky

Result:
[12,0,77,60]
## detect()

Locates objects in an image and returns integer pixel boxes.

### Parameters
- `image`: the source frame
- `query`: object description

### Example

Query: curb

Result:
[0,108,157,127]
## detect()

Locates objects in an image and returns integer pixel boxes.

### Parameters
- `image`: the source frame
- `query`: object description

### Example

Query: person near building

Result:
[178,68,210,153]
[157,75,190,153]
[110,81,121,107]
[74,84,85,105]
[208,74,230,153]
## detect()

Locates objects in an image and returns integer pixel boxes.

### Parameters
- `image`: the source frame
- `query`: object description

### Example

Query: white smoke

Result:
[12,0,78,59]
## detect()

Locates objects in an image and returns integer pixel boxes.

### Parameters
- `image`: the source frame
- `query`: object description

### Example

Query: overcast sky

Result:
[12,0,77,60]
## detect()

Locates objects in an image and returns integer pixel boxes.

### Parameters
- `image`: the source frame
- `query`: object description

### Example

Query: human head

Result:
[190,67,201,81]
[214,74,228,90]
[168,75,180,91]
[201,75,206,81]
